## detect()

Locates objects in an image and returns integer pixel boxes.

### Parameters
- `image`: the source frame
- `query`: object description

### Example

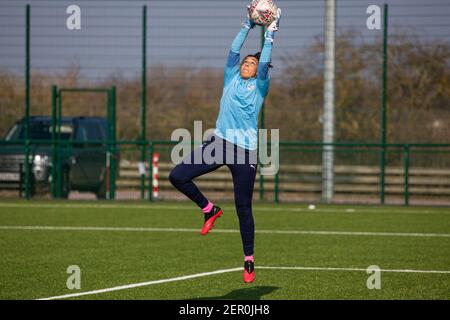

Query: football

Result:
[248,0,279,26]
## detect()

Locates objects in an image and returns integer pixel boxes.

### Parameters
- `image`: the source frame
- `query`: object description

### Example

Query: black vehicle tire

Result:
[23,164,36,198]
[60,167,70,199]
[96,178,107,199]
[28,176,37,198]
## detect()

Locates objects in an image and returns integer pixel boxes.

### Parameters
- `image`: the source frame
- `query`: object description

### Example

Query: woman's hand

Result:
[242,5,256,29]
[265,8,281,42]
[267,8,281,32]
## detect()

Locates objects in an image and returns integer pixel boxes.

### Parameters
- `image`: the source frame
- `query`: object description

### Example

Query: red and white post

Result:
[152,152,160,199]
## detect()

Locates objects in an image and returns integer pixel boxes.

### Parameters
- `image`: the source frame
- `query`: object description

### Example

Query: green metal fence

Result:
[1,139,449,206]
[50,85,117,199]
[1,2,449,206]
[145,140,450,206]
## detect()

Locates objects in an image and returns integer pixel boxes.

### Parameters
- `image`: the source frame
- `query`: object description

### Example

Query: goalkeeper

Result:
[169,6,281,283]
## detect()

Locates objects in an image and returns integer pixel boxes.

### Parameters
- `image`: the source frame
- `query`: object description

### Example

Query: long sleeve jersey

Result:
[214,26,273,150]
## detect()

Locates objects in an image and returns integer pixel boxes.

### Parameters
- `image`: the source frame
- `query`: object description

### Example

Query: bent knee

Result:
[169,167,185,186]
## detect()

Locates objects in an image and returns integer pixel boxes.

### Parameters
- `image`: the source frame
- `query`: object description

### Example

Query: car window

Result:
[75,124,88,142]
[51,124,73,140]
[5,124,20,141]
[5,122,72,141]
[86,122,103,141]
[28,123,53,140]
[98,121,108,140]
[75,121,104,142]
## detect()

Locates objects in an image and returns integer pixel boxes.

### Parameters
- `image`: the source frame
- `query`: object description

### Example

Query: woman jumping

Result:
[169,7,281,283]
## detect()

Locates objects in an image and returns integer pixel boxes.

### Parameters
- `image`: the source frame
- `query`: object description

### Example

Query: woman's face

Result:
[240,57,258,79]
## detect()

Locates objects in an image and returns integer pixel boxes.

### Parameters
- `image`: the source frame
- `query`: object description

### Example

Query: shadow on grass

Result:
[191,286,279,300]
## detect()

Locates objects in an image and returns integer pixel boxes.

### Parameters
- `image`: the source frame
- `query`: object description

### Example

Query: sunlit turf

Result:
[0,200,449,299]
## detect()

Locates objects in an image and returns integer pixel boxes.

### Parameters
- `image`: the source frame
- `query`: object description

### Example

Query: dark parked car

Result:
[0,116,114,199]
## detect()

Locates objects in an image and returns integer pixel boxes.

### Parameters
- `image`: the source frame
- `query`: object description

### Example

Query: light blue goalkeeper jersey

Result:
[214,27,273,151]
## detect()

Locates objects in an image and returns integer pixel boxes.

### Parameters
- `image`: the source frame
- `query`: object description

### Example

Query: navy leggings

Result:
[169,134,257,256]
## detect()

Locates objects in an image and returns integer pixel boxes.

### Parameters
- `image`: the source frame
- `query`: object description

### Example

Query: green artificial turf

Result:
[0,201,449,300]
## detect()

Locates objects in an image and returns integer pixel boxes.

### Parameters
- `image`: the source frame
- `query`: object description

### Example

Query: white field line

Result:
[37,265,450,300]
[0,202,449,215]
[37,267,241,300]
[257,266,450,274]
[1,225,450,238]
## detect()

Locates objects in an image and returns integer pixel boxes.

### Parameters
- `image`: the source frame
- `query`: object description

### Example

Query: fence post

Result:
[55,88,62,198]
[106,149,111,200]
[24,4,31,200]
[322,0,336,204]
[274,171,279,204]
[51,85,57,198]
[19,163,23,198]
[152,152,160,199]
[140,5,147,200]
[380,3,389,204]
[111,86,117,200]
[403,144,410,206]
[106,88,112,199]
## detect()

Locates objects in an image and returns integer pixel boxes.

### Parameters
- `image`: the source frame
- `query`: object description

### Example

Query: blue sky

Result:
[0,0,449,81]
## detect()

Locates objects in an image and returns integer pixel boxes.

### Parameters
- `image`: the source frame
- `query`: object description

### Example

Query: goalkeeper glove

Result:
[242,5,256,29]
[265,8,282,42]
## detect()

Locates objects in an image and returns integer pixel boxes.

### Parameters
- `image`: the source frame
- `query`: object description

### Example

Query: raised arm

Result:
[257,8,282,96]
[224,9,255,85]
